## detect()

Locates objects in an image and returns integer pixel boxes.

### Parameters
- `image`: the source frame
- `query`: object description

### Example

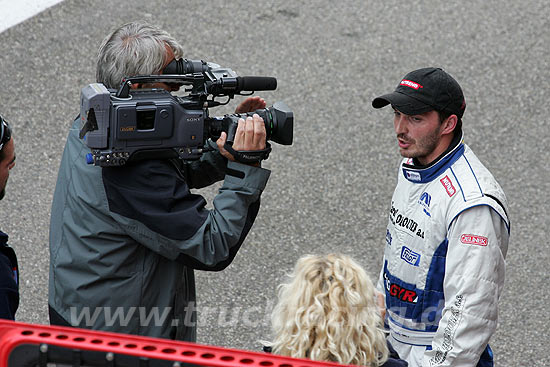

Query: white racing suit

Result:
[378,138,510,367]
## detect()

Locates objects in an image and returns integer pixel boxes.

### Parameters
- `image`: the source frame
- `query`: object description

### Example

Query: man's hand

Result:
[376,291,386,321]
[234,96,266,114]
[217,114,266,166]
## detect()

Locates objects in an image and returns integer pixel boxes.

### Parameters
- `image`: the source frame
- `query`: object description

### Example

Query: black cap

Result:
[372,67,466,118]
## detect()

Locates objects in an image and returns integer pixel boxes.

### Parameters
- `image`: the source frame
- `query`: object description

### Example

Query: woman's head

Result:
[269,254,388,366]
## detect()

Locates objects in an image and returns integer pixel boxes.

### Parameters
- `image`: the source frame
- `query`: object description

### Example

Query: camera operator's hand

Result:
[234,96,266,114]
[217,114,266,166]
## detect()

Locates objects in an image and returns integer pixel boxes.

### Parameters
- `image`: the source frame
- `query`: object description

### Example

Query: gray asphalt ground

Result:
[0,0,548,365]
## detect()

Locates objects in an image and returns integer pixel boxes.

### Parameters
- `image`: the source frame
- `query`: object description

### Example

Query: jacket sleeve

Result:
[423,205,509,366]
[0,251,18,320]
[178,140,228,189]
[102,159,270,271]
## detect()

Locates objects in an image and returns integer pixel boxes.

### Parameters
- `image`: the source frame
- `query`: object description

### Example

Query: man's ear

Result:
[442,115,458,135]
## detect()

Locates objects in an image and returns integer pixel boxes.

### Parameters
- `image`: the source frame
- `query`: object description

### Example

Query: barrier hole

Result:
[22,331,33,336]
[201,353,215,359]
[91,339,103,344]
[182,351,196,356]
[56,335,68,340]
[125,344,137,349]
[221,356,234,361]
[162,348,176,354]
[108,342,120,347]
[38,333,51,337]
[280,364,293,367]
[143,345,156,351]
[240,359,254,364]
[74,337,85,342]
[260,362,274,366]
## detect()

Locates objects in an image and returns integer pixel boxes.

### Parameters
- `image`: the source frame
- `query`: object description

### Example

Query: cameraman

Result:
[0,115,18,320]
[48,21,271,341]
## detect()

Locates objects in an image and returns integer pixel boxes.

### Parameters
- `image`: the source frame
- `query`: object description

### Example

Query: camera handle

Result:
[116,75,201,98]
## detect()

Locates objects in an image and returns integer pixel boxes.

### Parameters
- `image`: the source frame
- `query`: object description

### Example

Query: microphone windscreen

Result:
[237,76,277,91]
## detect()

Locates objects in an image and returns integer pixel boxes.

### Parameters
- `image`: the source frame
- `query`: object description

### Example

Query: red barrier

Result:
[0,320,350,367]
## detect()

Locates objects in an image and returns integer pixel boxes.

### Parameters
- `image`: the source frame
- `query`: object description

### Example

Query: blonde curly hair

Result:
[268,254,389,366]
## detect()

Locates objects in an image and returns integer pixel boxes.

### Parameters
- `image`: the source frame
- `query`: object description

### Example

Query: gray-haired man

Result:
[49,21,272,341]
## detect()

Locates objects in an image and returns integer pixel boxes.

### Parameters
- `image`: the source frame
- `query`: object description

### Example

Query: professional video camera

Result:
[79,59,293,166]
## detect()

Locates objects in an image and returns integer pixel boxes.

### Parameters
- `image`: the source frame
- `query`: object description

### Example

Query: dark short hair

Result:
[0,116,12,161]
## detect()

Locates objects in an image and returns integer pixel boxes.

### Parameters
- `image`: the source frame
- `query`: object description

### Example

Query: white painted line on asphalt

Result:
[0,0,65,34]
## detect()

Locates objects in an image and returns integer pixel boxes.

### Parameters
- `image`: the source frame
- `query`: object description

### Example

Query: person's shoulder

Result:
[448,145,502,192]
[459,144,500,177]
[0,230,7,244]
[442,146,509,226]
[454,145,507,201]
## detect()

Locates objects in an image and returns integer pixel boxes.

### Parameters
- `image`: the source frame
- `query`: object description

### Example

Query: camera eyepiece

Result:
[162,59,209,75]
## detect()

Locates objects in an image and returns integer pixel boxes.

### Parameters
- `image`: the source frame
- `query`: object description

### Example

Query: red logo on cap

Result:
[400,80,423,90]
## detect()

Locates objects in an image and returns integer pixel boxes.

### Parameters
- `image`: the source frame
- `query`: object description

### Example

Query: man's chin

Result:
[399,148,414,158]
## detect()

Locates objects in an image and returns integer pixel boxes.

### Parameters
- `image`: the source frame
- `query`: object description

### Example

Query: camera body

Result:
[81,84,208,165]
[79,60,293,166]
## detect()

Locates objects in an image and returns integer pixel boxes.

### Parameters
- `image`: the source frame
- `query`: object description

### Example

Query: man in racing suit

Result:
[49,21,271,341]
[372,68,510,366]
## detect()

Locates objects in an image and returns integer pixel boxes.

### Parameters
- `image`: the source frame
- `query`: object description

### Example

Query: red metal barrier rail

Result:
[0,320,351,367]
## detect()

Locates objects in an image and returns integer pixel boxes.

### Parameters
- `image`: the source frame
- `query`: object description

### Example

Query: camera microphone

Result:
[210,76,277,95]
[163,58,277,94]
[237,76,277,91]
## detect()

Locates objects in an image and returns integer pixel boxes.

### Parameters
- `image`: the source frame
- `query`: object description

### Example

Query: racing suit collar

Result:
[401,130,464,183]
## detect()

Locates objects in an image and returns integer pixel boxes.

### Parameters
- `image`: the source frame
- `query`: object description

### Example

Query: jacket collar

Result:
[401,130,464,183]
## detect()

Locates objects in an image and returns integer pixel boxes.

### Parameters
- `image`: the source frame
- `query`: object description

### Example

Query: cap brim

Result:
[372,92,433,115]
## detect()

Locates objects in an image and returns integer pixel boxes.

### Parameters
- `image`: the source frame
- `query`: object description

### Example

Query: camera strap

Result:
[223,142,272,164]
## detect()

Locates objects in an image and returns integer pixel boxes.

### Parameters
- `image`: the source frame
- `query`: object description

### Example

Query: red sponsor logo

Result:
[440,175,456,197]
[389,284,418,303]
[400,79,423,90]
[460,234,488,246]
